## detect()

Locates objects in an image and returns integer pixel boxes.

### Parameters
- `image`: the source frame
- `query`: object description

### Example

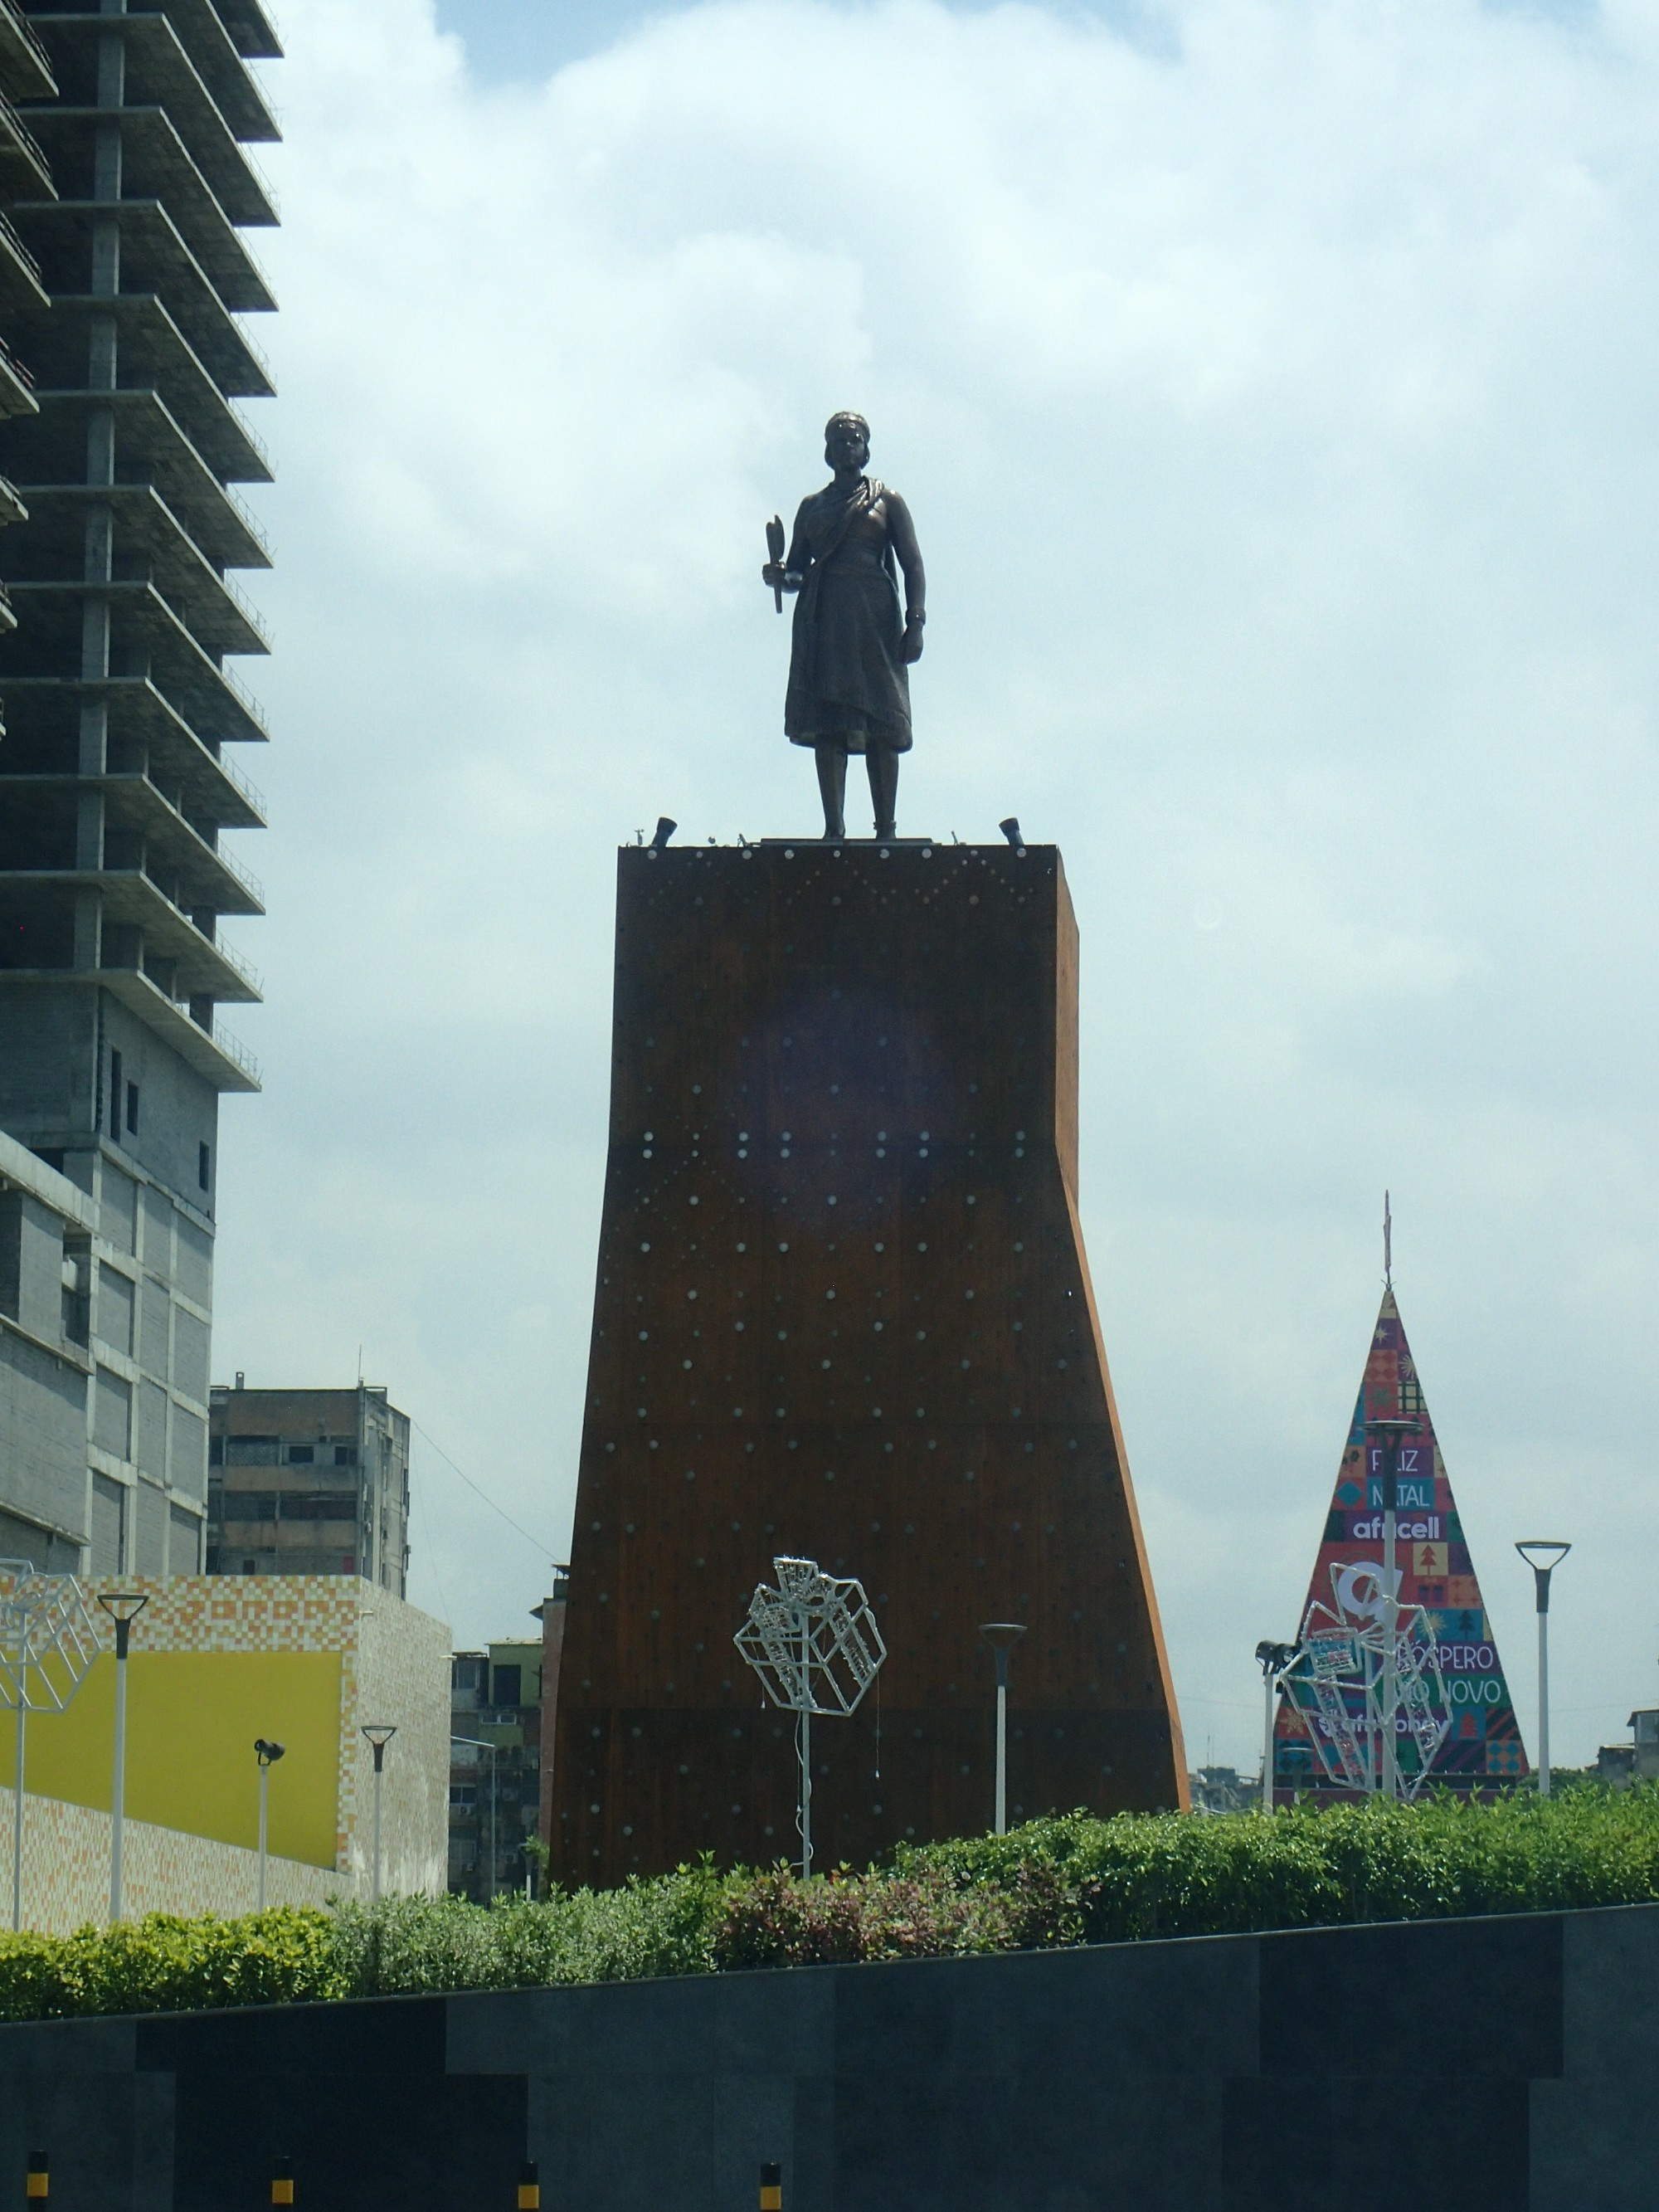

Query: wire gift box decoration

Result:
[734,1555,887,1718]
[734,1555,887,1877]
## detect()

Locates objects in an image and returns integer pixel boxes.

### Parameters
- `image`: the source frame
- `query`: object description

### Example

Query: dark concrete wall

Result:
[554,840,1185,1888]
[2,1901,1657,2210]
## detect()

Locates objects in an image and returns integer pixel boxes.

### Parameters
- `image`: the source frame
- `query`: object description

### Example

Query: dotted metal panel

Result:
[551,841,1187,1887]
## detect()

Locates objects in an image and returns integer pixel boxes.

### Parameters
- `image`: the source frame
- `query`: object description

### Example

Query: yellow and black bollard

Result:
[25,2151,46,2203]
[270,2156,294,2206]
[516,2163,539,2210]
[759,2162,782,2211]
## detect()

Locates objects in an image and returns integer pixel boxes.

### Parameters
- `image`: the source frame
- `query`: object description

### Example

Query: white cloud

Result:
[215,0,1659,1770]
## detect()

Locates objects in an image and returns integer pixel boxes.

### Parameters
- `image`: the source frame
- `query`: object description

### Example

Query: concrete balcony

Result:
[0,960,260,1091]
[2,577,269,742]
[13,406,270,569]
[0,771,264,912]
[211,0,284,65]
[14,198,275,378]
[0,0,56,103]
[22,14,277,171]
[16,183,274,319]
[0,82,51,197]
[0,201,45,306]
[0,330,35,417]
[0,865,261,999]
[12,290,275,413]
[28,101,274,231]
[8,484,271,652]
[0,675,266,824]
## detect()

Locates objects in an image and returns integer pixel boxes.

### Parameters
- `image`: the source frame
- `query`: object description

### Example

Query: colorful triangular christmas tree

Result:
[1273,1289,1527,1800]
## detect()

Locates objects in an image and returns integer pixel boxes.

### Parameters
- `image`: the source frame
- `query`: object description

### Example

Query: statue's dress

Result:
[784,479,912,754]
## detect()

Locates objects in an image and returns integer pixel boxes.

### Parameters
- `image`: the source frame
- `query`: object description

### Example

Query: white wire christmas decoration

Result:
[0,1563,100,1929]
[1283,1559,1449,1800]
[734,1555,886,1878]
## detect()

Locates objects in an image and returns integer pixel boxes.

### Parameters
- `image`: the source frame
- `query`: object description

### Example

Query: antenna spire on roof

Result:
[1384,1190,1393,1290]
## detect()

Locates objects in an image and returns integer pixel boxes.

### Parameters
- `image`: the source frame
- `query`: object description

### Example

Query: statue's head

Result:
[825,412,870,470]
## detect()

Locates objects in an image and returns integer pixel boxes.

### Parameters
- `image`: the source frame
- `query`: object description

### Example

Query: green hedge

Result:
[3,1786,1658,2021]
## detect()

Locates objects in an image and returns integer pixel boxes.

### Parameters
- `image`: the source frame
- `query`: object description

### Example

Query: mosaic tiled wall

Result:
[0,1574,450,1928]
[1,1789,345,1928]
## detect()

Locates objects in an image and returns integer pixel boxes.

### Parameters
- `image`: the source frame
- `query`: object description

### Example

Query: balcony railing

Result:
[200,1016,260,1084]
[0,87,49,188]
[0,0,56,88]
[0,204,41,289]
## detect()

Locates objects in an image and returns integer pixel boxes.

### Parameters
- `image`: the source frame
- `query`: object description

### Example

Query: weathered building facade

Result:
[208,1382,410,1596]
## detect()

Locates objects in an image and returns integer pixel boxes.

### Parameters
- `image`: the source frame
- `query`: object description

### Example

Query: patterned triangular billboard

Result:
[1273,1289,1528,1800]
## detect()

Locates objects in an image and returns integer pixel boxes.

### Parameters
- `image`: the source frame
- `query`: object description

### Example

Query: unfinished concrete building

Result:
[207,1383,411,1596]
[0,0,279,1574]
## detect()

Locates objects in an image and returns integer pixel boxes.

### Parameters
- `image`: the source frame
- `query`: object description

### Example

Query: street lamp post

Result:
[1515,1542,1571,1797]
[451,1734,499,1901]
[96,1592,148,1923]
[1253,1642,1298,1814]
[360,1724,397,1903]
[979,1625,1026,1836]
[254,1738,285,1910]
[1366,1416,1419,1800]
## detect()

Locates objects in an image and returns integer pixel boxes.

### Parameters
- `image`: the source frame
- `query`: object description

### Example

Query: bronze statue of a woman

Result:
[762,412,926,840]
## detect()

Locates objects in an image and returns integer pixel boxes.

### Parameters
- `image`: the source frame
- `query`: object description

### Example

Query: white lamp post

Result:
[979,1625,1026,1836]
[360,1723,397,1902]
[1515,1542,1571,1797]
[96,1591,148,1922]
[254,1737,285,1910]
[451,1734,500,1901]
[1253,1641,1298,1814]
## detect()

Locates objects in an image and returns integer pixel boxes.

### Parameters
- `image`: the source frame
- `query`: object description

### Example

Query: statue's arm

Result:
[888,492,926,660]
[763,499,815,595]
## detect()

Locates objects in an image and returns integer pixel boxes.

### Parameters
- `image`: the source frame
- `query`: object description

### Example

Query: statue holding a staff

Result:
[761,412,926,841]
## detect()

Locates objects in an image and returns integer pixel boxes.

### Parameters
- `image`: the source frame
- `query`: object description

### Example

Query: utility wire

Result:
[411,1420,562,1564]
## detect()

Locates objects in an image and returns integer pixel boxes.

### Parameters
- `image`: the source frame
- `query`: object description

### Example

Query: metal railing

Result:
[208,740,265,820]
[208,835,263,907]
[0,86,49,188]
[0,204,41,289]
[0,0,56,88]
[201,1016,260,1085]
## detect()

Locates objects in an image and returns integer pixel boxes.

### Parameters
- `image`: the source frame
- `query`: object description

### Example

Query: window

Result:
[241,1558,256,1574]
[493,1664,522,1708]
[449,1784,477,1807]
[209,1435,224,1466]
[125,1082,139,1135]
[109,1050,123,1143]
[197,1142,210,1191]
[287,1444,314,1464]
[334,1444,358,1467]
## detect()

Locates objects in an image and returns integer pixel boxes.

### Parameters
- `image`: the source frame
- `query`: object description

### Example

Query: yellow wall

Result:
[0,1652,343,1869]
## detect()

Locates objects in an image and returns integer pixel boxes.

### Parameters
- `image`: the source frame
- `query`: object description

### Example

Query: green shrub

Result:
[5,1786,1659,2022]
[0,1907,343,2021]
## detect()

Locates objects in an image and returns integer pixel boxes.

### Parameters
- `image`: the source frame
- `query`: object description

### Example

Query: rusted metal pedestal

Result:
[551,840,1186,1888]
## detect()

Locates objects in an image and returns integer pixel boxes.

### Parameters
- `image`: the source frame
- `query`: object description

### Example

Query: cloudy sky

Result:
[215,0,1659,1772]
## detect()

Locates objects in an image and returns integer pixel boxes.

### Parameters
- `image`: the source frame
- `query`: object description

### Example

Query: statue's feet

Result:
[821,821,845,842]
[874,820,897,842]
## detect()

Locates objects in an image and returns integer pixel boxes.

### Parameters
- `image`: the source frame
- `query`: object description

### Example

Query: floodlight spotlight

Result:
[650,816,678,850]
[96,1591,148,1625]
[254,1737,286,1766]
[998,816,1024,852]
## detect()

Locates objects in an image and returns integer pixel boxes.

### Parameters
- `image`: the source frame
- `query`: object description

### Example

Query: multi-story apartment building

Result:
[0,0,278,1576]
[207,1381,411,1595]
[449,1625,550,1903]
